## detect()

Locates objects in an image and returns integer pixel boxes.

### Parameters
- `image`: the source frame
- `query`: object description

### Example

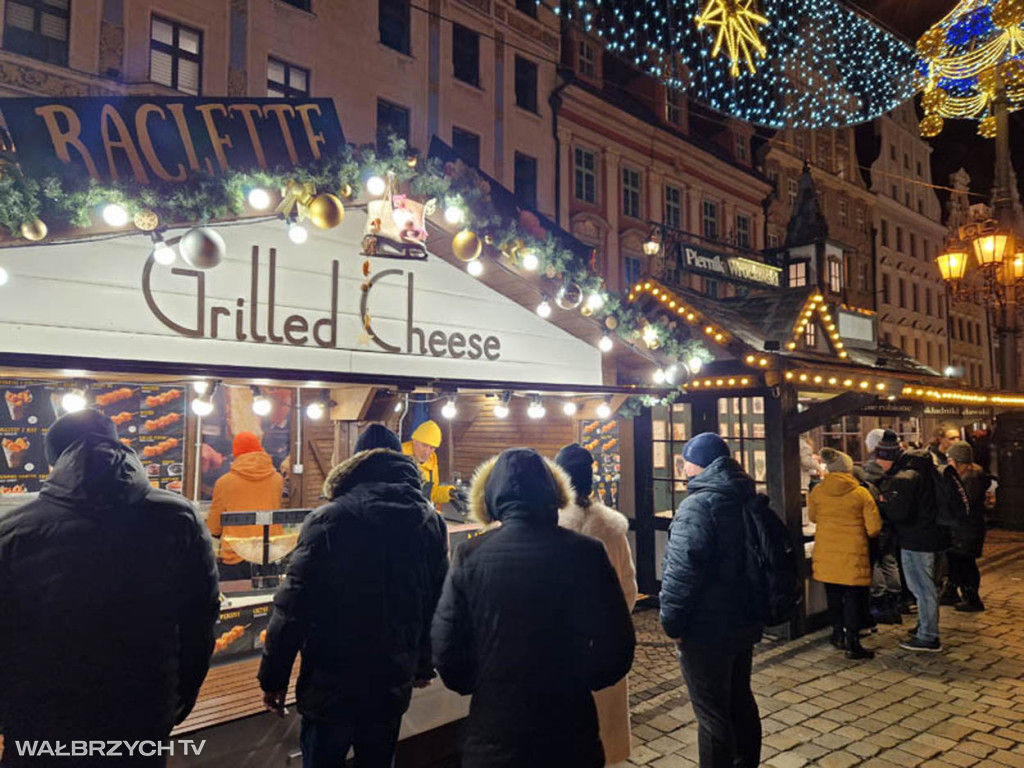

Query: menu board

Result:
[0,379,186,495]
[580,418,621,508]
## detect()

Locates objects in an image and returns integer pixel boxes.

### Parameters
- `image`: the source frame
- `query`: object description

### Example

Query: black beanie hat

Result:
[874,429,903,462]
[354,423,402,453]
[45,409,120,465]
[555,442,594,500]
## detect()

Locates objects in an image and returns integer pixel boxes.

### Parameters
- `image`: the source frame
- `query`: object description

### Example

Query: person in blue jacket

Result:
[660,432,763,768]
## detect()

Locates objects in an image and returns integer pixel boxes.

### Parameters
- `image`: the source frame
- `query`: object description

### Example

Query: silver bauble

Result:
[555,282,584,310]
[179,227,226,270]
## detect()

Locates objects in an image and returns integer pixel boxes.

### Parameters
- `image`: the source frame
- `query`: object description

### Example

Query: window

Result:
[624,255,643,287]
[896,226,903,252]
[705,278,720,299]
[665,185,682,230]
[515,0,537,16]
[622,167,642,219]
[514,152,537,210]
[910,232,917,259]
[789,261,808,288]
[892,184,898,200]
[452,24,480,86]
[976,322,983,344]
[904,153,910,170]
[577,38,596,78]
[667,89,684,127]
[736,213,751,249]
[827,257,842,293]
[927,341,934,366]
[278,0,310,8]
[939,295,944,319]
[917,160,923,177]
[735,133,748,162]
[574,147,597,204]
[959,317,966,341]
[926,288,933,316]
[923,239,930,261]
[912,284,919,312]
[702,199,718,241]
[788,178,798,207]
[794,132,805,155]
[901,335,908,352]
[817,139,831,172]
[267,57,309,98]
[805,322,817,348]
[858,261,869,292]
[376,98,409,151]
[3,0,69,65]
[905,192,911,208]
[452,126,480,167]
[882,273,891,304]
[514,56,538,113]
[150,17,202,95]
[890,144,897,161]
[379,0,410,54]
[917,199,924,215]
[768,233,780,248]
[915,337,921,360]
[838,197,848,227]
[857,205,866,233]
[898,278,906,308]
[880,219,889,247]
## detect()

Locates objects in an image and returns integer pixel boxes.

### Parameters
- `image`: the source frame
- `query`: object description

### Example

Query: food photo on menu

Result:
[0,381,56,494]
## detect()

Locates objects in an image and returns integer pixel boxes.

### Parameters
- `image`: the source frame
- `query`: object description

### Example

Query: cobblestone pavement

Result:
[625,530,1024,768]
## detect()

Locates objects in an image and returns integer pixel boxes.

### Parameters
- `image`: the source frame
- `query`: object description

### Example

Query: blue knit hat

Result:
[354,423,402,452]
[682,432,731,468]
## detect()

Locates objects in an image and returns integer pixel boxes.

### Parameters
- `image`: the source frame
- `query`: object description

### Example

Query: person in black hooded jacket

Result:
[431,447,635,768]
[0,409,219,766]
[660,432,763,768]
[258,424,448,768]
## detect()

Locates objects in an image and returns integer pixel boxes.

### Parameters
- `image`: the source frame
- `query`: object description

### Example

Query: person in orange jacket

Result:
[207,431,285,580]
[402,420,458,508]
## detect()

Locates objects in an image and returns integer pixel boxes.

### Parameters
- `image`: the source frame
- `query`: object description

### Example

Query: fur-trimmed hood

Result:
[468,448,573,526]
[558,499,629,542]
[322,448,422,500]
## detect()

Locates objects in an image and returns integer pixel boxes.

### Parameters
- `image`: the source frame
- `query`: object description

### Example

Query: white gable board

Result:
[0,215,603,386]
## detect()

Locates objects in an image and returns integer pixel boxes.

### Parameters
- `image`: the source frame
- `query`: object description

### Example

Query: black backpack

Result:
[932,464,969,529]
[742,493,802,627]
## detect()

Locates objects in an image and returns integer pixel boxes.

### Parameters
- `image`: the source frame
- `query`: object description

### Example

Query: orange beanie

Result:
[233,431,263,457]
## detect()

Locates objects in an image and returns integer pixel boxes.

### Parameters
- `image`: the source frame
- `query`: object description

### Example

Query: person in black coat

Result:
[431,447,635,768]
[259,424,448,768]
[659,433,763,768]
[0,410,219,766]
[946,441,990,612]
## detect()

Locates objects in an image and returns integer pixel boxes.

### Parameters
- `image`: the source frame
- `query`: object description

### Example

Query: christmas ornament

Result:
[179,227,226,269]
[695,0,769,76]
[1001,59,1024,86]
[978,66,997,95]
[916,27,947,58]
[339,183,354,199]
[452,230,482,262]
[308,193,345,229]
[555,282,584,310]
[920,114,944,137]
[992,0,1024,28]
[604,316,619,330]
[580,304,594,318]
[133,210,159,231]
[544,264,558,279]
[19,219,47,241]
[921,88,948,112]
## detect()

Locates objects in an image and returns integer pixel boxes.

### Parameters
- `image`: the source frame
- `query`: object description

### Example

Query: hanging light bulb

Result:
[586,292,604,311]
[527,397,546,419]
[441,397,457,420]
[444,204,464,225]
[665,365,679,384]
[521,251,540,271]
[688,356,704,375]
[191,397,214,417]
[563,401,578,416]
[653,368,667,384]
[151,235,176,266]
[493,401,510,419]
[306,401,326,420]
[596,399,612,420]
[252,392,273,417]
[536,299,552,318]
[394,397,405,413]
[248,188,271,210]
[61,389,87,413]
[102,203,129,227]
[192,380,210,395]
[599,334,613,353]
[366,175,387,197]
[467,259,484,277]
[0,266,8,287]
[288,219,309,244]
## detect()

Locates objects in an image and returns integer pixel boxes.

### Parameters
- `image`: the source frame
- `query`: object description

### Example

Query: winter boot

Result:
[845,630,875,660]
[939,581,960,606]
[829,627,845,650]
[955,588,985,612]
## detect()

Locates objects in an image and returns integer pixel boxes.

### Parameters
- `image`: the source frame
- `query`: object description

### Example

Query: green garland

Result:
[0,136,708,401]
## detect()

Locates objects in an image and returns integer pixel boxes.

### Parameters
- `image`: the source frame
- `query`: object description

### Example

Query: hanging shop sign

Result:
[856,401,923,418]
[0,97,345,185]
[0,215,602,386]
[680,245,780,287]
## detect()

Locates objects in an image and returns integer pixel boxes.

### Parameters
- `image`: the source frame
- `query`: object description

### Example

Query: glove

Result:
[448,486,469,517]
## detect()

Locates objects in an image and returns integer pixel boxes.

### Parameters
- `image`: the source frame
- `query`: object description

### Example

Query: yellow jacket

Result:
[809,472,882,587]
[402,440,453,506]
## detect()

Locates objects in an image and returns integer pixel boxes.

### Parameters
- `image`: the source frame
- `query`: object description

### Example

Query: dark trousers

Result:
[300,715,402,768]
[677,642,761,768]
[824,584,869,636]
[947,552,981,590]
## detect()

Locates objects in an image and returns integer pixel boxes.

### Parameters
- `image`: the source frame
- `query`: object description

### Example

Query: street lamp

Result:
[935,248,969,283]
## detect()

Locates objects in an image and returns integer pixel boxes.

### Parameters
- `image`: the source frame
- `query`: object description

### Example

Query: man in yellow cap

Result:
[403,420,456,508]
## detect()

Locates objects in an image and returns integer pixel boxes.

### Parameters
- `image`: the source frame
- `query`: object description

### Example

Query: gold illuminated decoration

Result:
[694,0,770,77]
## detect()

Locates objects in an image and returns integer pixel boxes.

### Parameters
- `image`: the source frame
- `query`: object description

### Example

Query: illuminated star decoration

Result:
[695,0,770,76]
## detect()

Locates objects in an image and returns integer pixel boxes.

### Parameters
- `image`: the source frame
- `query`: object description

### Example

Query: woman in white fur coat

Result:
[556,443,639,766]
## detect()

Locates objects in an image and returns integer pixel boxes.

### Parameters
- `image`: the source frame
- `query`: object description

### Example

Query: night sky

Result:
[849,0,1024,210]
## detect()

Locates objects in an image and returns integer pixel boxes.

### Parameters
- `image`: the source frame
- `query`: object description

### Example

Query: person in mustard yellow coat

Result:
[809,447,882,660]
[402,420,456,508]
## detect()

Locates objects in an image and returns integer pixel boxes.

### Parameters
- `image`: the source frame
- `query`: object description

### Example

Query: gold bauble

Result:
[916,27,947,59]
[406,155,418,169]
[484,234,494,245]
[1000,59,1024,87]
[604,316,619,330]
[920,114,944,138]
[978,66,998,95]
[20,218,47,241]
[308,193,345,229]
[978,116,997,138]
[921,88,948,113]
[580,304,594,318]
[452,229,482,262]
[339,183,354,199]
[133,210,159,231]
[993,0,1024,29]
